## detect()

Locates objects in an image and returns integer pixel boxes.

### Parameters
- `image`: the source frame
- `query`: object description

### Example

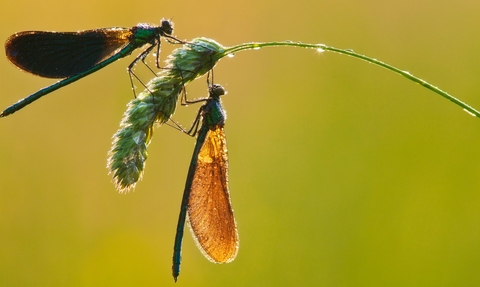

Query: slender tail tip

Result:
[0,108,13,118]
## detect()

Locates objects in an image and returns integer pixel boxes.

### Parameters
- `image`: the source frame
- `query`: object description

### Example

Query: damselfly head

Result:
[161,19,174,35]
[210,84,226,98]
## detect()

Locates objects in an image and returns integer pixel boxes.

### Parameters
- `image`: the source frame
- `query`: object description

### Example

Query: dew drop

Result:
[316,44,326,53]
[227,53,235,58]
[132,131,146,145]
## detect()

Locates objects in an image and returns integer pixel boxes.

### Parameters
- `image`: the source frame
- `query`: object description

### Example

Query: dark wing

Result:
[5,28,133,78]
[187,126,239,263]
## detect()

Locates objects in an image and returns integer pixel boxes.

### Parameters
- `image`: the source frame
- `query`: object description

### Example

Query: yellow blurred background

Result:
[1,0,479,286]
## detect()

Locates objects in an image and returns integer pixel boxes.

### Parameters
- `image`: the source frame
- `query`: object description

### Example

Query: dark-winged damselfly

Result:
[1,19,181,117]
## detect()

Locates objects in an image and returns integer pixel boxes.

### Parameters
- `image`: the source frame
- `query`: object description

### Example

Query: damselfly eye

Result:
[161,19,174,35]
[210,84,226,97]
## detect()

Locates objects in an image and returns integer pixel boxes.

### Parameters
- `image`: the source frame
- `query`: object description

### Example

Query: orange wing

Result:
[187,126,239,263]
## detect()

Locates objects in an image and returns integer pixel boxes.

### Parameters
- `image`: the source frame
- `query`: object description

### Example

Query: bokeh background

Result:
[1,0,479,286]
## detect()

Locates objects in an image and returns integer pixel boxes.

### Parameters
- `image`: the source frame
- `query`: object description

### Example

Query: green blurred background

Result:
[1,0,479,286]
